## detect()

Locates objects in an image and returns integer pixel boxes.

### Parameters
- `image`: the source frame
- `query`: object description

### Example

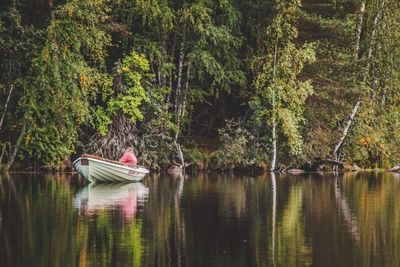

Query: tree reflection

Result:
[2,172,400,266]
[335,176,360,242]
[274,175,312,266]
[0,174,149,267]
[343,172,400,266]
[73,182,149,267]
[0,173,78,267]
[271,172,276,267]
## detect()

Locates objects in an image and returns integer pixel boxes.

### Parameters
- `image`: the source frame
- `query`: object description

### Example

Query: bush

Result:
[216,120,254,170]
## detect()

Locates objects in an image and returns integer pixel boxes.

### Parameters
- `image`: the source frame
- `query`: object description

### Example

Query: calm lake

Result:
[1,172,400,266]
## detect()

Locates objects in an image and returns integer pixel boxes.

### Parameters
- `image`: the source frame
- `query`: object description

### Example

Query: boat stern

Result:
[73,157,91,182]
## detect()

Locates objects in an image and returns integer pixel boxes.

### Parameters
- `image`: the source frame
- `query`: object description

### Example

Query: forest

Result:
[0,0,399,172]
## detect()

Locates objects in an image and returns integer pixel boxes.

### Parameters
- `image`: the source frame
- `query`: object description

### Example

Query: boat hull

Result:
[73,156,149,182]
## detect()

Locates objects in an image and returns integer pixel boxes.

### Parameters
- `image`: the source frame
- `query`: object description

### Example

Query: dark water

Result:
[1,172,400,267]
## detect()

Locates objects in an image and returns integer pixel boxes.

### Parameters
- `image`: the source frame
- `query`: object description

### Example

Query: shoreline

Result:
[2,168,398,175]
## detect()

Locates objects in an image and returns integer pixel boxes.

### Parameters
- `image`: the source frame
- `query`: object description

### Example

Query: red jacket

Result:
[119,151,137,165]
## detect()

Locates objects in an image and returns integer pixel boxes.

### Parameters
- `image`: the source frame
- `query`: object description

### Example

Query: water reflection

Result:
[271,172,277,267]
[74,182,149,219]
[335,176,360,243]
[1,172,400,266]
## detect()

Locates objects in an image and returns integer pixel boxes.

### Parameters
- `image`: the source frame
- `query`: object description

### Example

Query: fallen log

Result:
[286,169,305,174]
[315,159,345,171]
[388,165,400,172]
[167,161,194,174]
[167,164,183,174]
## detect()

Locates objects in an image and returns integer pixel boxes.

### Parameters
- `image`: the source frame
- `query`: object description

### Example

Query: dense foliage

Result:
[1,0,400,171]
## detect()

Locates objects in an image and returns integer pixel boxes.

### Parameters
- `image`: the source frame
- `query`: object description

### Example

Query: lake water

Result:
[1,172,400,266]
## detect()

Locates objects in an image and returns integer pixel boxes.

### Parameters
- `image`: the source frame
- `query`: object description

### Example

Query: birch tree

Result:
[344,0,400,166]
[332,0,390,161]
[252,0,315,171]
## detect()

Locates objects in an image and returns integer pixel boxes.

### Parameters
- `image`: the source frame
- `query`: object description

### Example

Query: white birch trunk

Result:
[174,41,185,143]
[0,142,7,165]
[333,1,367,160]
[367,0,386,64]
[333,99,361,159]
[270,39,278,172]
[181,66,190,119]
[354,1,366,58]
[165,36,176,111]
[381,88,386,105]
[5,122,26,172]
[174,41,186,168]
[0,84,13,133]
[175,41,185,116]
[271,95,277,171]
[157,67,162,86]
[333,0,388,160]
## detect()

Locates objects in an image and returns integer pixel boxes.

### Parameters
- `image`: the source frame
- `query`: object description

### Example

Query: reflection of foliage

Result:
[0,174,145,267]
[4,172,400,266]
[92,212,113,266]
[140,175,180,266]
[83,207,144,267]
[0,174,78,267]
[217,176,248,218]
[123,221,143,267]
[344,172,400,266]
[275,186,312,266]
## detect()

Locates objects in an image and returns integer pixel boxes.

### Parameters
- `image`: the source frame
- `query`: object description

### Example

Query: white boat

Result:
[73,154,149,182]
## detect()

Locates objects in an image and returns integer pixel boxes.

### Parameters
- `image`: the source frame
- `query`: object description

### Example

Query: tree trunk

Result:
[48,0,54,20]
[161,39,168,87]
[270,38,278,172]
[333,99,361,160]
[157,65,162,86]
[271,109,277,171]
[354,1,366,58]
[172,40,186,169]
[333,0,388,160]
[368,0,386,59]
[174,141,185,169]
[0,84,13,133]
[333,1,367,160]
[389,165,400,172]
[175,41,185,116]
[180,65,190,119]
[381,88,386,105]
[0,142,8,166]
[4,122,26,172]
[165,34,177,111]
[86,114,138,160]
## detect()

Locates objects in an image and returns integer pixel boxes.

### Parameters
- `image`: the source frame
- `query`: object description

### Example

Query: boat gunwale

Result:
[73,156,149,174]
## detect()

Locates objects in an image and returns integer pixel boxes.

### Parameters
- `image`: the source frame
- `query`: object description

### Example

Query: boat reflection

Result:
[74,182,149,218]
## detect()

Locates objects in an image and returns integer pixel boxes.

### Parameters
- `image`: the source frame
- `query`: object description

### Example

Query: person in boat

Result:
[119,147,138,165]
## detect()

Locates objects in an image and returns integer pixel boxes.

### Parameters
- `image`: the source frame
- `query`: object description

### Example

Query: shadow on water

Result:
[1,171,400,266]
